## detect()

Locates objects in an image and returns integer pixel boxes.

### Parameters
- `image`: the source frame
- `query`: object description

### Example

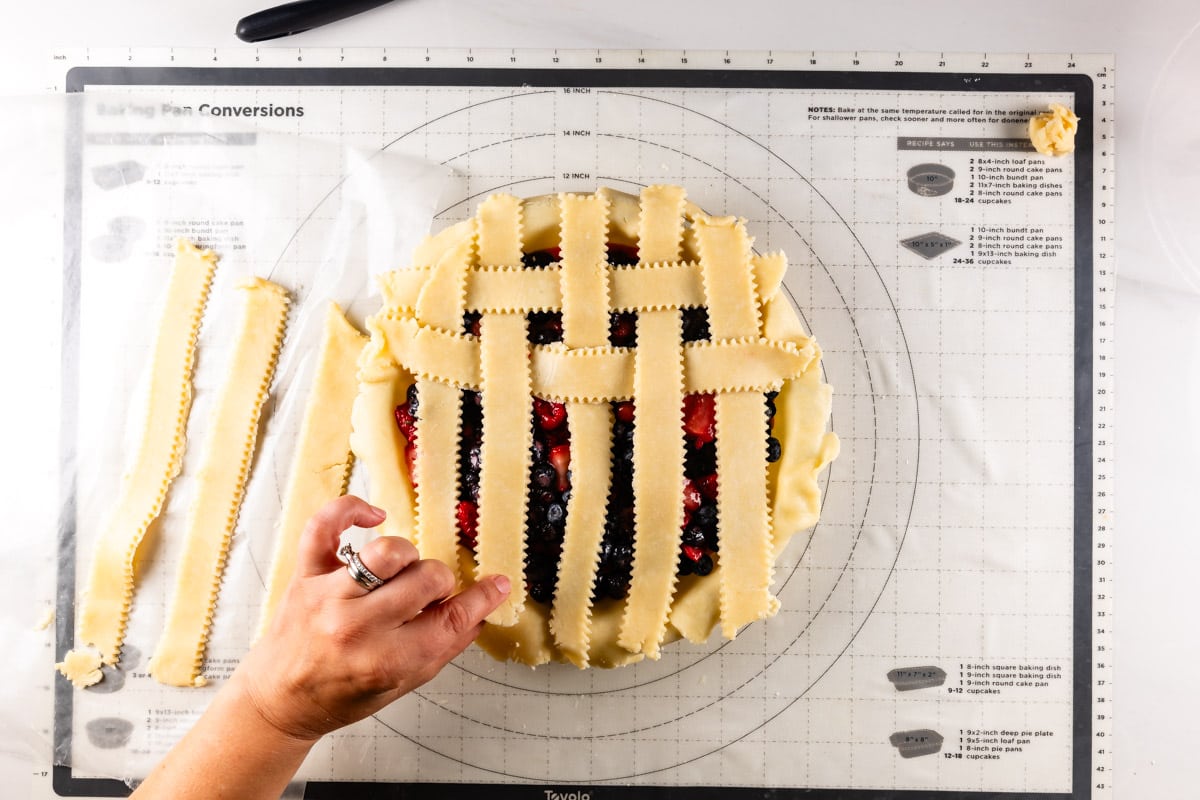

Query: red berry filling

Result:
[533,397,568,431]
[683,392,716,445]
[456,500,479,549]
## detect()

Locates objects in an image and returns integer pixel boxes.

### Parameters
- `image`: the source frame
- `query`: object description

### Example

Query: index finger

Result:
[296,495,387,578]
[402,575,512,662]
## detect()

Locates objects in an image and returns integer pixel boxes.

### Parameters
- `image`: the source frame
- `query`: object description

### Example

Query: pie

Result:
[351,185,838,668]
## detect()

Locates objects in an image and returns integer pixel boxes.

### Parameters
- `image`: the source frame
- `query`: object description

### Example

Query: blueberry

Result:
[694,554,714,576]
[461,474,480,503]
[704,529,720,552]
[529,581,555,604]
[681,525,706,548]
[598,539,618,565]
[766,436,782,463]
[612,453,634,481]
[613,420,634,445]
[406,383,420,414]
[546,502,565,524]
[608,311,638,347]
[533,488,557,506]
[530,521,558,542]
[677,555,695,576]
[685,441,717,477]
[681,307,710,342]
[693,504,718,532]
[600,574,628,600]
[600,539,633,568]
[528,311,564,344]
[467,445,483,472]
[530,438,547,462]
[613,507,635,534]
[531,462,556,489]
[765,396,777,418]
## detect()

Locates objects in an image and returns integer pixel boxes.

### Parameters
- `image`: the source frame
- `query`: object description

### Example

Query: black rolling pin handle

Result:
[236,0,395,43]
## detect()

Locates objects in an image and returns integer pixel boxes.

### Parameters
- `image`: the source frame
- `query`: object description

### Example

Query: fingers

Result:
[330,535,421,600]
[296,496,386,578]
[401,575,512,666]
[359,558,456,621]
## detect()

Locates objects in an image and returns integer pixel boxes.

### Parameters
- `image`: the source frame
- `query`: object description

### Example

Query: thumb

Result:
[295,495,387,577]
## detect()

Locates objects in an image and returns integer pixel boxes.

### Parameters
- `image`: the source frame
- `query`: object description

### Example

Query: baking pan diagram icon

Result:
[907,163,955,196]
[889,729,945,758]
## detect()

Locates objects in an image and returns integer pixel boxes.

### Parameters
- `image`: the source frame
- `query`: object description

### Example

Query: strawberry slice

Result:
[697,473,719,501]
[394,404,417,442]
[548,444,571,492]
[455,500,478,545]
[533,398,567,431]
[683,393,716,445]
[682,545,704,563]
[615,400,636,423]
[682,479,703,512]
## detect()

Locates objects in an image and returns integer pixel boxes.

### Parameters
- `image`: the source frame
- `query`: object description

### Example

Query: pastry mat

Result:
[36,48,1114,799]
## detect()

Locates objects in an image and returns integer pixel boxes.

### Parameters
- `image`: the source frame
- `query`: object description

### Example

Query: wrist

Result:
[132,666,318,800]
[225,668,323,753]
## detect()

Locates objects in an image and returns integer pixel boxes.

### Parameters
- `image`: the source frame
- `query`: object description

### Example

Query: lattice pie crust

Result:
[351,186,838,668]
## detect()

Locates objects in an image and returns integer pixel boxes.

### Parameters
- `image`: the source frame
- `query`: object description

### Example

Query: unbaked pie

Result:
[351,186,837,668]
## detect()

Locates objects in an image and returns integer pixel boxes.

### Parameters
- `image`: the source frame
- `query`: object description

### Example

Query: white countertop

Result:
[2,1,1197,797]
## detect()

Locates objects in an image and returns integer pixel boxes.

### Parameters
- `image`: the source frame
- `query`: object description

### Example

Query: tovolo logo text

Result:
[544,791,591,800]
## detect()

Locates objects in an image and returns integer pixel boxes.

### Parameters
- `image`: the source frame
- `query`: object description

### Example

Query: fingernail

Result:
[369,504,387,518]
[493,574,511,595]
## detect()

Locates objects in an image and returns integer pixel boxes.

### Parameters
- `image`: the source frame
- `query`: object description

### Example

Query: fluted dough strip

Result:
[350,319,417,542]
[148,278,289,687]
[549,193,613,666]
[558,193,612,346]
[380,254,787,316]
[258,304,366,638]
[415,229,474,333]
[475,193,525,266]
[618,310,686,658]
[475,312,533,626]
[413,379,463,582]
[74,239,216,670]
[715,391,780,637]
[695,215,763,338]
[636,184,687,262]
[549,403,613,666]
[377,315,813,401]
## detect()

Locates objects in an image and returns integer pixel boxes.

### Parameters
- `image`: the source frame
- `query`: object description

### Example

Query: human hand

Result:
[235,494,510,742]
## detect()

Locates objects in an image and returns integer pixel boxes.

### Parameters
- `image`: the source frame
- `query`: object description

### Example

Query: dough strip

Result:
[148,278,288,687]
[73,240,216,669]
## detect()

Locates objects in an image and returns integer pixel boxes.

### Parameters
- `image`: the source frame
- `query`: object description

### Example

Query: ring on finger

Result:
[339,543,387,593]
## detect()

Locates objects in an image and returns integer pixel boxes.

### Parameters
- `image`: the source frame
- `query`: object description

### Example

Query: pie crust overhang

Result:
[351,186,839,668]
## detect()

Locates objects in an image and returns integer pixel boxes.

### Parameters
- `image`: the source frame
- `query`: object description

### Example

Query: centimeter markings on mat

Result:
[51,46,1102,77]
[1090,58,1115,800]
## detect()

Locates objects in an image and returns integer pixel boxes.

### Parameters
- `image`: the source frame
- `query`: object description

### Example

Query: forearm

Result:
[132,671,315,800]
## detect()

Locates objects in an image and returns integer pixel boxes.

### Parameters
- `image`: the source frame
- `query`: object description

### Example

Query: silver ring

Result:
[339,543,386,593]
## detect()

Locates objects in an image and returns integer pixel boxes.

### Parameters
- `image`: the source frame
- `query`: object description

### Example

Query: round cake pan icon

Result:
[907,163,955,196]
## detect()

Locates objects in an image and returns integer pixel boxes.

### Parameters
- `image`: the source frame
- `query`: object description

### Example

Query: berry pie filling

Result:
[392,246,783,607]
